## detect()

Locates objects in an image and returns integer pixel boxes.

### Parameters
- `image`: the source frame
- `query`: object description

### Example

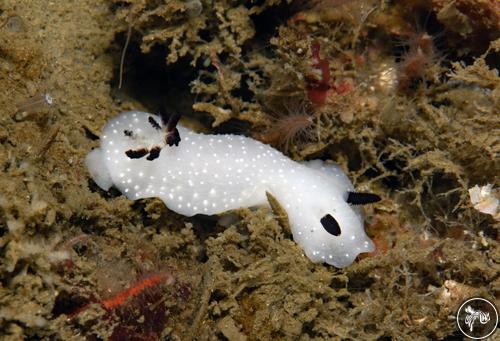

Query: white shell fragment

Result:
[85,111,375,267]
[468,184,499,220]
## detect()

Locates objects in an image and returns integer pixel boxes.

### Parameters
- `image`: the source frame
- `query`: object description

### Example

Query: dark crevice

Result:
[109,34,200,122]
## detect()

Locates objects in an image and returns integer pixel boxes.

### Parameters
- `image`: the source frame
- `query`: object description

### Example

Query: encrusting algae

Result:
[0,0,499,340]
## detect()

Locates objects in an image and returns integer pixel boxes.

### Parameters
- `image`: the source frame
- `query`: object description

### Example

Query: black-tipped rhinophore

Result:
[346,192,381,205]
[165,113,181,147]
[320,214,341,236]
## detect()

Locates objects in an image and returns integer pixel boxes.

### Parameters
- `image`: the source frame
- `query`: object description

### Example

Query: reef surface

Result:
[0,1,498,340]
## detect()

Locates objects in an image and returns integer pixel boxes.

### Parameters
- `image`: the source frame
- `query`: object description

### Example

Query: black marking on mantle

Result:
[320,214,341,236]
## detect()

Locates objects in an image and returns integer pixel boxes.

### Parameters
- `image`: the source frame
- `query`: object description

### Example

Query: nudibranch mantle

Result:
[86,111,375,268]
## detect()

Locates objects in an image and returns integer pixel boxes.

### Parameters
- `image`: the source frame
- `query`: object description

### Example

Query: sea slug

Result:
[86,111,379,268]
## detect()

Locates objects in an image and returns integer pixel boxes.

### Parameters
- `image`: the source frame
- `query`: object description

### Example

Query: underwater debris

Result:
[18,93,54,109]
[291,0,378,27]
[34,123,61,162]
[99,271,175,310]
[50,229,198,340]
[208,49,241,116]
[397,29,441,92]
[14,92,54,121]
[184,0,203,18]
[1,15,25,32]
[468,184,499,220]
[118,21,132,90]
[51,234,97,272]
[62,269,179,340]
[435,280,481,315]
[434,0,500,53]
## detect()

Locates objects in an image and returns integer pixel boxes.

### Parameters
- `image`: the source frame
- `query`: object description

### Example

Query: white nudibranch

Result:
[86,111,380,268]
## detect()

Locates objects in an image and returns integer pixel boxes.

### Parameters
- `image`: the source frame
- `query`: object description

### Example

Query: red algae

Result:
[306,42,331,104]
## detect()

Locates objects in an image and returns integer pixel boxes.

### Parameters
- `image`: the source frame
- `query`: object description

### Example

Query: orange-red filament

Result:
[100,273,172,310]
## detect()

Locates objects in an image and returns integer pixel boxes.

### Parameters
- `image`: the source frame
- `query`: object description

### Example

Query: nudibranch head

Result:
[270,160,375,267]
[86,111,379,268]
